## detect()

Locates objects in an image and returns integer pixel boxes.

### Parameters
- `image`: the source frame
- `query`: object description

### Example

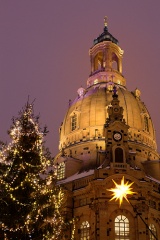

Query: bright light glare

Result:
[108,176,136,206]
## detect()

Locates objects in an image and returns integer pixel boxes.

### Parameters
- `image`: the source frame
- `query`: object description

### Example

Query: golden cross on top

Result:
[104,16,108,27]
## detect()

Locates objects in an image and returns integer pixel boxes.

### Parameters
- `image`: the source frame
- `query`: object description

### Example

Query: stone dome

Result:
[58,82,158,161]
[55,22,159,174]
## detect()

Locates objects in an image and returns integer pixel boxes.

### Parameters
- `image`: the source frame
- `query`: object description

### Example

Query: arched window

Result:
[115,148,123,163]
[57,162,65,180]
[144,115,149,132]
[112,53,119,71]
[71,113,77,131]
[149,224,157,240]
[94,52,103,71]
[80,221,90,240]
[115,215,129,240]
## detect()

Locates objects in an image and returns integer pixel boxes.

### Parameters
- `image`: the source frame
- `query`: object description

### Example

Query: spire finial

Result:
[104,16,108,27]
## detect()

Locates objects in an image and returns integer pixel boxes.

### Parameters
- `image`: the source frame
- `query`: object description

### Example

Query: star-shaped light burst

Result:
[108,176,136,206]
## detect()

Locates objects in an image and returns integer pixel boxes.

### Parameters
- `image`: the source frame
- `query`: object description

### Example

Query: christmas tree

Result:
[0,103,66,239]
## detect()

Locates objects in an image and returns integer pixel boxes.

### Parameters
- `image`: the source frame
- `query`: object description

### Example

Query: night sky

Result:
[1,1,160,156]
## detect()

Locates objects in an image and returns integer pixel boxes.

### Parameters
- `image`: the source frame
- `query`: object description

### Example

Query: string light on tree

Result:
[0,102,67,239]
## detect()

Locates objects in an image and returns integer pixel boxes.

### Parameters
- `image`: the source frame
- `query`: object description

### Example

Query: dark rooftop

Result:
[93,24,118,45]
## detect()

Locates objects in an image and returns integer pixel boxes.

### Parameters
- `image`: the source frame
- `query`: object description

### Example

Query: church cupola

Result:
[56,18,159,181]
[87,17,126,87]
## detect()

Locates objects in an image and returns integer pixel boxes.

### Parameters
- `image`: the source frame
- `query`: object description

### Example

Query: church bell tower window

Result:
[112,53,119,71]
[115,215,129,240]
[94,52,103,71]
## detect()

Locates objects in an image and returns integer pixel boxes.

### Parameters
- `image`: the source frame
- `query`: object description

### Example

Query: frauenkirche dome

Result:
[55,18,159,177]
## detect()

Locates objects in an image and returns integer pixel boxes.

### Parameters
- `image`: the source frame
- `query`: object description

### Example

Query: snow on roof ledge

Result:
[146,175,160,184]
[57,169,94,184]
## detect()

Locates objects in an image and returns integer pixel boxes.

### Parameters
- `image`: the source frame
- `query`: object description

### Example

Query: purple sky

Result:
[0,1,160,156]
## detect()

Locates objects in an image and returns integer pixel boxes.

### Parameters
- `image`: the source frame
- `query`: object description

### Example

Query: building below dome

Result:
[55,18,160,240]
